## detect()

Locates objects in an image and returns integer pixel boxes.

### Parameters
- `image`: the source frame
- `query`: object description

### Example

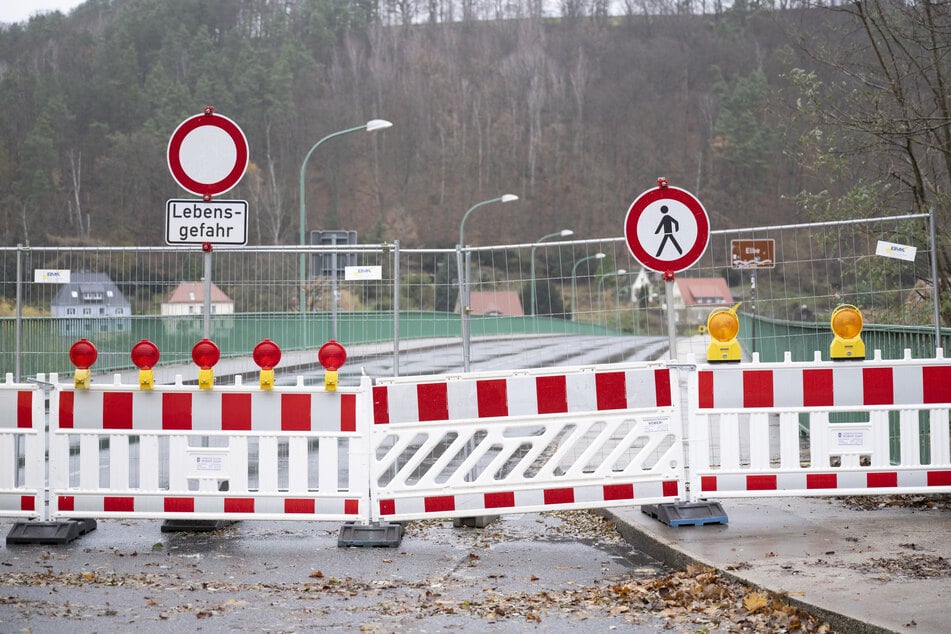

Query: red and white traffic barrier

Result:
[0,374,45,520]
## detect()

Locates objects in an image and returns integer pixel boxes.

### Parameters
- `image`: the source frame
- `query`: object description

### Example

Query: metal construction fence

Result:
[1,212,944,380]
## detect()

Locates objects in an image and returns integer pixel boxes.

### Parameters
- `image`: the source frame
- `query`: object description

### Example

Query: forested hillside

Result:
[0,0,946,266]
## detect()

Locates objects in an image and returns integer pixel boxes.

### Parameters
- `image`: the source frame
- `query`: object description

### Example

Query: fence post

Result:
[392,240,400,377]
[14,244,23,382]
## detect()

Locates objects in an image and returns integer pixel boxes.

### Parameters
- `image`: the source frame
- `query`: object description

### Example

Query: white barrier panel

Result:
[48,374,372,522]
[370,363,684,521]
[688,352,951,498]
[0,374,45,520]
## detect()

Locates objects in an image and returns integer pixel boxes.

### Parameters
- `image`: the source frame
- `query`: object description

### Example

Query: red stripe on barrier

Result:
[222,393,252,431]
[379,499,395,515]
[655,369,672,407]
[17,391,32,429]
[698,371,714,408]
[807,473,838,489]
[424,495,455,513]
[20,495,34,512]
[162,392,192,430]
[863,367,894,405]
[803,369,834,407]
[663,480,679,497]
[747,475,777,490]
[922,366,951,404]
[544,488,574,505]
[104,496,134,512]
[701,476,717,491]
[372,386,390,424]
[225,498,255,513]
[867,472,898,488]
[285,498,315,514]
[59,391,74,428]
[477,379,508,418]
[281,393,311,431]
[340,394,357,432]
[536,375,568,414]
[927,471,951,487]
[484,491,515,509]
[344,499,360,515]
[103,391,133,429]
[603,483,634,501]
[417,383,449,421]
[743,370,774,408]
[596,372,627,410]
[165,497,194,513]
[58,496,74,511]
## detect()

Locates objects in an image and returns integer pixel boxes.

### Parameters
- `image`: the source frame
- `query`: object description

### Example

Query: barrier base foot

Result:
[6,518,97,545]
[641,501,728,527]
[161,519,233,533]
[338,522,402,547]
[453,515,499,529]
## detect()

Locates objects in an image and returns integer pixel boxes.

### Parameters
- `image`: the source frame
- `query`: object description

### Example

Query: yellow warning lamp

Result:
[253,339,282,391]
[318,340,347,392]
[830,304,865,361]
[69,338,98,389]
[192,338,220,390]
[706,303,742,363]
[131,339,160,390]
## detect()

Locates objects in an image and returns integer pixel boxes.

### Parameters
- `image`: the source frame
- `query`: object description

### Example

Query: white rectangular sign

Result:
[875,240,916,262]
[345,265,382,281]
[34,269,70,283]
[166,199,248,245]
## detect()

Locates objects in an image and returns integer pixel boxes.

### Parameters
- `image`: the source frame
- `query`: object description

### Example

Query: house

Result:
[51,272,132,337]
[161,281,234,333]
[463,291,524,316]
[667,277,734,326]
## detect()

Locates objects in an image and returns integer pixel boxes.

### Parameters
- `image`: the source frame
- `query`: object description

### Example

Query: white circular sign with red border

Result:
[167,109,249,198]
[624,184,710,273]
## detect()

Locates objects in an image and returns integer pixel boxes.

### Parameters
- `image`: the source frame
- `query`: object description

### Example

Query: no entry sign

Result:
[624,183,710,273]
[167,108,249,198]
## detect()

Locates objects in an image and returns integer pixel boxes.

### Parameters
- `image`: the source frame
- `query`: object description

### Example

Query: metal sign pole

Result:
[203,245,212,339]
[665,275,677,361]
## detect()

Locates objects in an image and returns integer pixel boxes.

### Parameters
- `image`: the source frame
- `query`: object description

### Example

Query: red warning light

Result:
[191,338,220,369]
[131,339,160,370]
[318,340,347,371]
[253,339,282,370]
[69,339,98,369]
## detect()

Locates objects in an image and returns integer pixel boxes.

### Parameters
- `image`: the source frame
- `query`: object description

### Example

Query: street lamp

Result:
[457,194,519,371]
[597,269,627,327]
[570,252,606,321]
[530,229,573,316]
[298,119,392,319]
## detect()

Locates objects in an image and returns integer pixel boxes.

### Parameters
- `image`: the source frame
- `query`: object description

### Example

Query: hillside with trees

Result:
[0,1,947,298]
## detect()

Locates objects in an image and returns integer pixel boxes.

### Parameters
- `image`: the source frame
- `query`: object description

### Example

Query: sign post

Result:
[624,178,711,360]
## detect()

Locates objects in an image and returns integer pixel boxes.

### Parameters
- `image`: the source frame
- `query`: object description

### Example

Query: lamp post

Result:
[458,194,518,371]
[530,229,573,317]
[570,252,606,321]
[597,269,627,327]
[298,119,392,323]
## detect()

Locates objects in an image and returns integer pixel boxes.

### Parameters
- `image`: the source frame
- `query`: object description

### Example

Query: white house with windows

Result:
[161,281,234,333]
[51,272,132,337]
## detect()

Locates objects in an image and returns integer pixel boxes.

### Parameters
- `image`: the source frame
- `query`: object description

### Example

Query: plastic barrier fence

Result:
[370,362,683,521]
[0,374,45,520]
[48,374,372,522]
[688,351,951,498]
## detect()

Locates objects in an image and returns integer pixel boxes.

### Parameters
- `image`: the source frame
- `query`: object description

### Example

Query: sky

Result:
[0,0,86,25]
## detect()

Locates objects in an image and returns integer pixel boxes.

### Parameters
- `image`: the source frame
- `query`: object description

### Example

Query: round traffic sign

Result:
[167,110,249,197]
[624,184,710,273]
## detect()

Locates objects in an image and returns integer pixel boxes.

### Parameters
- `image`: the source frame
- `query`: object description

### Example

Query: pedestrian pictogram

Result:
[624,180,710,273]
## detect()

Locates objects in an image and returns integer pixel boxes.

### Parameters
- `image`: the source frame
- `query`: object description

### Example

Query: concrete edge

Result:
[599,508,896,634]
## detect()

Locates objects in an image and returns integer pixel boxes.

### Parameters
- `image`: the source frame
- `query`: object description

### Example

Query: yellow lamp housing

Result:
[138,369,155,390]
[830,304,865,361]
[73,368,91,389]
[706,305,742,363]
[198,368,215,390]
[259,368,275,391]
[324,369,339,392]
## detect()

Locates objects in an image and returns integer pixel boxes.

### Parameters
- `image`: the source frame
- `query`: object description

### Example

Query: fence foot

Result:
[453,515,499,529]
[338,522,403,547]
[641,501,728,527]
[161,520,234,533]
[5,518,97,545]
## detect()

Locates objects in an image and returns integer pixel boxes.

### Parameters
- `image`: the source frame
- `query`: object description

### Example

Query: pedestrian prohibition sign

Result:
[624,181,710,273]
[167,108,249,198]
